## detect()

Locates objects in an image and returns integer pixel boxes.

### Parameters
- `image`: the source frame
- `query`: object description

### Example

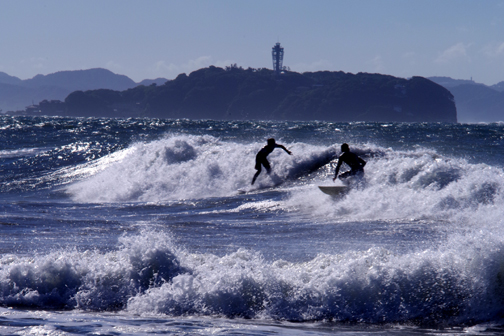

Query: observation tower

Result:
[272,42,284,75]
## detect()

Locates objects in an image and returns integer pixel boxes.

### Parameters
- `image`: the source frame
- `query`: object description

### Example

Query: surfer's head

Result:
[341,143,349,152]
[267,138,276,146]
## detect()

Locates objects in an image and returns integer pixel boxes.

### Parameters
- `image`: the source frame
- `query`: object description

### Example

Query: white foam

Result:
[286,147,504,227]
[123,228,504,323]
[65,135,331,203]
[63,136,504,231]
[1,227,504,323]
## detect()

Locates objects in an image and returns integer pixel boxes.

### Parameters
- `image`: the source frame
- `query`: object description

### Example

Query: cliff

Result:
[37,66,458,122]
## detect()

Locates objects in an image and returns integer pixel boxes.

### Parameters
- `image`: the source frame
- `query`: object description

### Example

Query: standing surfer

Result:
[333,143,366,182]
[251,138,292,185]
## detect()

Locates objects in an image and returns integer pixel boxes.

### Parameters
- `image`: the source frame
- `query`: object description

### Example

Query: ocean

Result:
[1,116,504,335]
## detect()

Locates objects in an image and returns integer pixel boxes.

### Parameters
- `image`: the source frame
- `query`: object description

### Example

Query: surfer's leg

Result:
[252,166,261,185]
[264,160,271,174]
[252,155,264,185]
[251,171,260,185]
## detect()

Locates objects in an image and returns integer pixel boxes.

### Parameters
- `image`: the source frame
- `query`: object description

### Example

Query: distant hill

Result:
[0,68,168,112]
[428,76,479,88]
[429,77,504,123]
[22,68,137,92]
[490,81,504,92]
[0,83,68,111]
[0,72,23,86]
[138,78,169,86]
[450,85,504,122]
[33,66,457,122]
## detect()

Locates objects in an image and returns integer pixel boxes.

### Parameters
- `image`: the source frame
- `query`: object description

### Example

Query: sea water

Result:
[1,116,504,335]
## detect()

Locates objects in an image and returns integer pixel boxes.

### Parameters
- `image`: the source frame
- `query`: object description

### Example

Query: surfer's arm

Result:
[359,157,366,167]
[276,144,292,155]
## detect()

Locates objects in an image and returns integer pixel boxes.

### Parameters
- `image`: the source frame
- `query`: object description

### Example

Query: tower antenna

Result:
[272,42,284,75]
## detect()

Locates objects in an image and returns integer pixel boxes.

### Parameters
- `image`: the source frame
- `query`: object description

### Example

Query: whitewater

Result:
[1,116,504,335]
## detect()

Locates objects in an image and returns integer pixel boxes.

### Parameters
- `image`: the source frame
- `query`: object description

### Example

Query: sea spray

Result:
[66,135,336,203]
[286,147,504,226]
[123,229,504,324]
[0,230,185,310]
[0,201,503,324]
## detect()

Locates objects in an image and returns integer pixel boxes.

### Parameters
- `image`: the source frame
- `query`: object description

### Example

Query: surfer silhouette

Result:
[251,138,291,185]
[333,143,366,182]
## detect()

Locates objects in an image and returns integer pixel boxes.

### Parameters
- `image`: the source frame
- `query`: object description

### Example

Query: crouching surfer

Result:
[251,138,292,185]
[333,143,366,182]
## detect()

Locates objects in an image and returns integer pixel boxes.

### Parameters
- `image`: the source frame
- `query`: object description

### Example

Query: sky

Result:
[2,0,504,85]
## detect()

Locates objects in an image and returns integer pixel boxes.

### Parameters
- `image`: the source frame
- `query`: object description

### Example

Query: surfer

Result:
[333,143,366,182]
[251,138,292,185]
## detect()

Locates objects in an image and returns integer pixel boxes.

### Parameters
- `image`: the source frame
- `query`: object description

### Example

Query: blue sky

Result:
[2,0,504,85]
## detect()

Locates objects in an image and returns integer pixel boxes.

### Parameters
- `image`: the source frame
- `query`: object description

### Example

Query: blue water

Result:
[1,116,504,335]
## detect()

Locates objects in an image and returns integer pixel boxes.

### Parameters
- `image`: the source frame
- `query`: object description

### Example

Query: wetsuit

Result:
[255,145,275,172]
[251,143,291,185]
[334,151,366,179]
[255,144,290,172]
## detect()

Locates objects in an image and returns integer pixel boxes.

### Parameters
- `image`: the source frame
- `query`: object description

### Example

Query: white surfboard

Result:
[318,185,348,196]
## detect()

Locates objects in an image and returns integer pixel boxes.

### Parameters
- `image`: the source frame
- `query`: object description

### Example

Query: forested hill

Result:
[38,66,457,122]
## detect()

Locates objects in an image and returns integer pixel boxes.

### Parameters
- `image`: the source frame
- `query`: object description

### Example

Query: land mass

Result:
[0,68,167,112]
[25,66,457,123]
[428,76,504,123]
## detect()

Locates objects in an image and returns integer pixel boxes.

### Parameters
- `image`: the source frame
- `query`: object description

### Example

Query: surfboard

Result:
[318,185,348,196]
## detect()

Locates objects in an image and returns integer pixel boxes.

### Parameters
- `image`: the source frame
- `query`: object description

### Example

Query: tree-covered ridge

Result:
[49,66,457,122]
